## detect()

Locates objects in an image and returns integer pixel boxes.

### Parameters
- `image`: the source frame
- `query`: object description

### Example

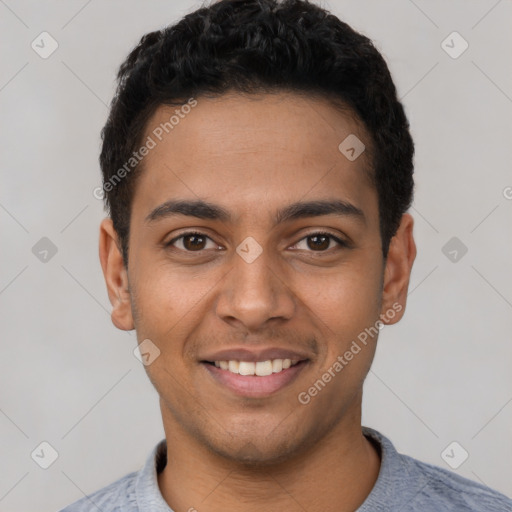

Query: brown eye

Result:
[182,234,206,251]
[292,232,347,252]
[307,234,331,251]
[166,232,218,252]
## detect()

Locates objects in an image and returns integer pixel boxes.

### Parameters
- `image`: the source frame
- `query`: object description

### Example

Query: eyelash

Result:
[165,230,348,253]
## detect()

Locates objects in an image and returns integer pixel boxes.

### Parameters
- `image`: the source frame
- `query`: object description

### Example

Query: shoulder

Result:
[58,438,168,512]
[403,454,512,511]
[58,470,139,512]
[361,427,512,512]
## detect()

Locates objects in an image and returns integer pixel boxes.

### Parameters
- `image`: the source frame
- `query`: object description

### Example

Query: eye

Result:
[165,231,348,254]
[166,231,220,252]
[291,232,347,252]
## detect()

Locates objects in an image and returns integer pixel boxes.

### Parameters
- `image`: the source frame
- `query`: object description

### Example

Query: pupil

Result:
[185,235,205,250]
[308,235,329,251]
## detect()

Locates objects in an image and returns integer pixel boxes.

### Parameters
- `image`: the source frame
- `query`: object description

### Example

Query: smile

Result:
[210,358,300,376]
[202,359,308,397]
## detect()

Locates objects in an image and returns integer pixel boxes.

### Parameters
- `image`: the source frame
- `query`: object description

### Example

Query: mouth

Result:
[206,358,301,375]
[201,358,309,397]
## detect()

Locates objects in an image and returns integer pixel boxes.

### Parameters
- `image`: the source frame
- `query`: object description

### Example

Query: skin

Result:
[99,91,416,512]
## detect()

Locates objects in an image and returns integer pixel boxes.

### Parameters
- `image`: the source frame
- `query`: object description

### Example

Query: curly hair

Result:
[100,0,414,264]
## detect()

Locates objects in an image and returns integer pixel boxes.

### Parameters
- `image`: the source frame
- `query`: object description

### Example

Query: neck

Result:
[157,403,381,512]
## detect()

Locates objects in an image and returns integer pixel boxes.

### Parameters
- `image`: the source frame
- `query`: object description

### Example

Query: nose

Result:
[215,241,296,331]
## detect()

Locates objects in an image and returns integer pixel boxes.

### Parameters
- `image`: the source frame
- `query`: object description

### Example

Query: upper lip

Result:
[201,347,311,363]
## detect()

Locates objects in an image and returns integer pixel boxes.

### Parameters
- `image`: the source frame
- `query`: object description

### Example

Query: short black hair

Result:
[100,0,414,265]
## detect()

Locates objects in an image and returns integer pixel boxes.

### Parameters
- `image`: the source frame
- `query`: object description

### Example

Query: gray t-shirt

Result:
[59,427,512,511]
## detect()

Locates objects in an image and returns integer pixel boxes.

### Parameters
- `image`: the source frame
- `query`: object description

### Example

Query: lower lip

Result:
[202,361,308,397]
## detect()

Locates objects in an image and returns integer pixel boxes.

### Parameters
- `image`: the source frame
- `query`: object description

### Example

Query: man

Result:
[61,0,512,510]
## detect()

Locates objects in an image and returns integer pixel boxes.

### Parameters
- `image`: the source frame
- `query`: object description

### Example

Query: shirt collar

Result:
[358,426,429,511]
[133,427,408,511]
[135,438,174,511]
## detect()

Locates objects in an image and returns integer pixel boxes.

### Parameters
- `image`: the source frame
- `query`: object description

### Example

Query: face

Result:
[100,92,416,465]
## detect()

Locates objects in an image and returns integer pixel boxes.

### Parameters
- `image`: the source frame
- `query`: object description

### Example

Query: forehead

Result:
[133,92,377,224]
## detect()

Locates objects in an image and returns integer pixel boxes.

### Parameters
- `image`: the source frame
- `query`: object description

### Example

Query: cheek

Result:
[301,274,381,400]
[129,262,209,351]
[301,261,382,326]
[296,263,382,381]
[136,260,208,311]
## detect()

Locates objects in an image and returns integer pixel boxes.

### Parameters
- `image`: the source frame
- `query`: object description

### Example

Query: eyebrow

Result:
[145,198,366,225]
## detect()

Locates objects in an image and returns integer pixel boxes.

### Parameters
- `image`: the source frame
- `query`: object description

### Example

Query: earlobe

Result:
[380,213,417,325]
[98,218,134,331]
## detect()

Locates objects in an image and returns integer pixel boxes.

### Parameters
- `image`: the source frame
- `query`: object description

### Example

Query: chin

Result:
[217,442,297,467]
[201,426,310,468]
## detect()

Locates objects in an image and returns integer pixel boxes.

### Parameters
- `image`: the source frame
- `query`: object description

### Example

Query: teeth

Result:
[213,358,301,376]
[239,361,255,375]
[272,359,282,373]
[255,360,273,376]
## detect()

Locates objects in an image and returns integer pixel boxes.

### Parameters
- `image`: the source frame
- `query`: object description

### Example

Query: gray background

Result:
[1,0,511,510]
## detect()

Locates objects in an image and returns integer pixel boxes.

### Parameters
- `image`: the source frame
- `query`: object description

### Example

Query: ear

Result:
[99,218,134,331]
[380,213,417,325]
